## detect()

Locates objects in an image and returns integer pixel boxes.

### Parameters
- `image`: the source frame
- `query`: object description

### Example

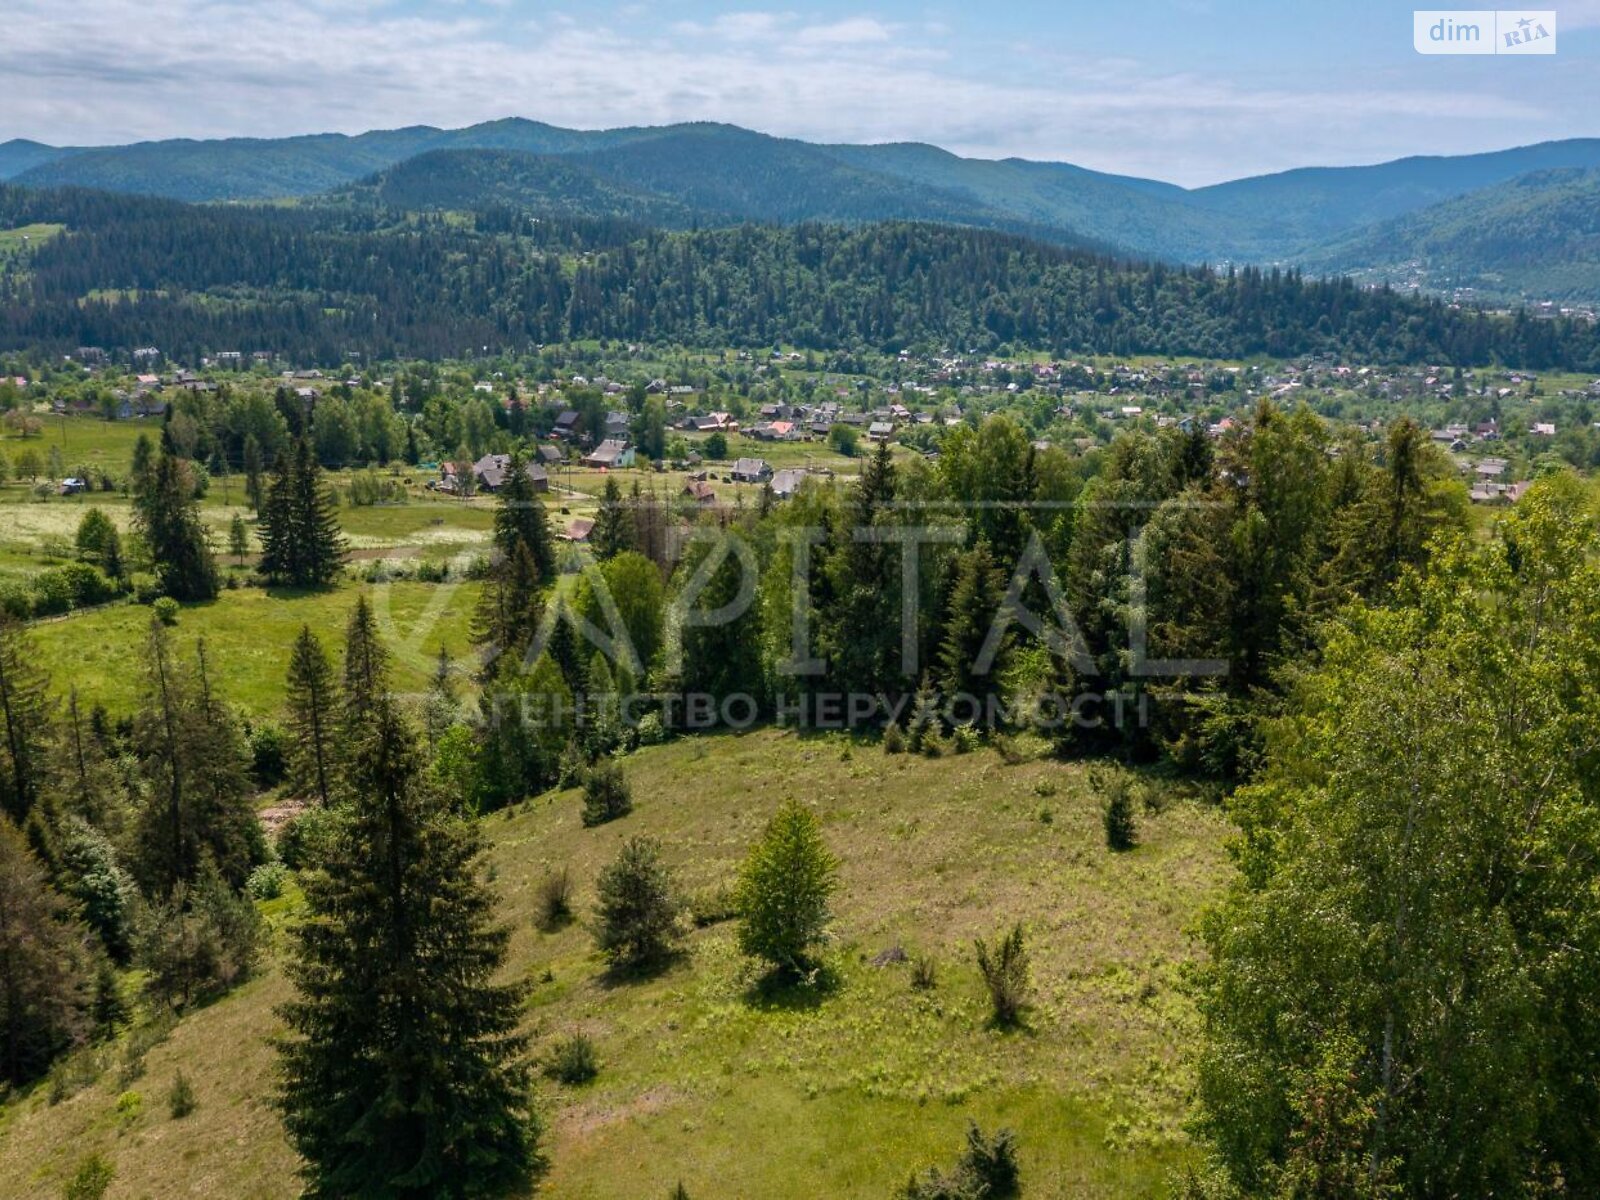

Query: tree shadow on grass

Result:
[595,947,689,991]
[742,962,842,1013]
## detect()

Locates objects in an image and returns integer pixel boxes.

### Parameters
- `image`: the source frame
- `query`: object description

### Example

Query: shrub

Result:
[581,761,633,827]
[135,867,262,1011]
[167,1070,197,1118]
[276,806,334,870]
[115,1089,143,1125]
[246,862,288,901]
[688,880,738,927]
[592,836,682,970]
[248,721,287,789]
[152,596,179,625]
[130,573,163,605]
[974,924,1030,1026]
[951,724,980,755]
[30,568,74,616]
[635,711,667,746]
[538,867,573,928]
[734,800,838,977]
[883,724,906,754]
[902,1123,1021,1200]
[0,581,30,619]
[910,954,939,991]
[1103,776,1139,852]
[63,1153,114,1200]
[544,1033,599,1085]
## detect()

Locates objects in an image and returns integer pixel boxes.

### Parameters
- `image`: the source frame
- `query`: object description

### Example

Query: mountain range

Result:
[4,119,1600,301]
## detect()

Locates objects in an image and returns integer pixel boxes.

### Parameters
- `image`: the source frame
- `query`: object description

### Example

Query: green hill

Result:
[13,118,1600,273]
[0,729,1230,1199]
[1300,167,1600,302]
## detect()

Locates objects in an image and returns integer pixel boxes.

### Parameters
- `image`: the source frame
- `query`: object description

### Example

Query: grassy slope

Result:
[28,580,481,715]
[0,731,1230,1199]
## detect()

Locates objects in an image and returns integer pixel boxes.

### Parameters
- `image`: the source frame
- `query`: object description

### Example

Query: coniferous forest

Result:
[2,185,1597,369]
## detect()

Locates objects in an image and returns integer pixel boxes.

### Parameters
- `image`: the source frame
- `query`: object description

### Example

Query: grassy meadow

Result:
[0,730,1230,1199]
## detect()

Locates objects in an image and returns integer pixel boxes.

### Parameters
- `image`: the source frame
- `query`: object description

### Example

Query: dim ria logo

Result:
[1414,10,1555,53]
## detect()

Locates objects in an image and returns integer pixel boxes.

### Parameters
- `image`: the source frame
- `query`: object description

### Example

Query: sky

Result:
[3,0,1598,185]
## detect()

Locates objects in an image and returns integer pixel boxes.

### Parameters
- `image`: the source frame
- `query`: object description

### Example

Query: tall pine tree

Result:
[285,625,337,805]
[135,429,218,601]
[278,669,536,1198]
[0,617,51,827]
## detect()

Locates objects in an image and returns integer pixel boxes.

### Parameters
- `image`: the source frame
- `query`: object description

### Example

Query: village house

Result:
[471,453,549,493]
[730,457,773,484]
[582,439,634,470]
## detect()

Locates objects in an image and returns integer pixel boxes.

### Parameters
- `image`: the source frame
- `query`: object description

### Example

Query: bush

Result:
[910,954,938,991]
[152,596,179,625]
[592,836,682,970]
[130,573,163,605]
[538,867,573,928]
[951,724,980,755]
[902,1123,1021,1200]
[248,721,287,789]
[0,581,30,619]
[688,880,738,927]
[63,1153,114,1200]
[544,1033,599,1085]
[167,1070,197,1118]
[635,711,668,746]
[135,867,262,1011]
[276,805,340,870]
[974,924,1030,1026]
[1102,776,1139,852]
[30,568,74,616]
[883,724,906,754]
[581,761,633,827]
[246,862,288,901]
[734,800,838,977]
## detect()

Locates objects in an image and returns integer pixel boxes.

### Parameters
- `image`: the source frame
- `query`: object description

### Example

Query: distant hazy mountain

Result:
[0,139,74,180]
[1189,139,1600,248]
[1300,167,1600,302]
[9,119,1600,288]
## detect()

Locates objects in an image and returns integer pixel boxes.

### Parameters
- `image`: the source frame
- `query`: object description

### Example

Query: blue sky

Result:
[3,0,1597,184]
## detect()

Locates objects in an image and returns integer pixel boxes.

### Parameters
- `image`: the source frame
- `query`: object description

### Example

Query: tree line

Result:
[2,184,1597,368]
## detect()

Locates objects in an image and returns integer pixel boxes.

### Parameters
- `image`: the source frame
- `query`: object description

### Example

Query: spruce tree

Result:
[342,594,391,739]
[285,625,336,805]
[490,449,554,584]
[135,433,218,601]
[592,475,632,561]
[228,512,249,566]
[258,439,346,587]
[242,433,264,513]
[131,620,259,893]
[0,817,91,1086]
[936,541,1008,708]
[258,450,296,583]
[277,690,536,1198]
[293,435,348,587]
[0,616,51,827]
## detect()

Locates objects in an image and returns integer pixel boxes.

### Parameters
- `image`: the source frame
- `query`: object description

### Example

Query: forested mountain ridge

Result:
[1300,166,1600,302]
[2,183,1597,368]
[9,118,1600,270]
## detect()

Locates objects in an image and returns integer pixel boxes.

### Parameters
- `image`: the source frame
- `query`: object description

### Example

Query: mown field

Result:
[0,731,1231,1199]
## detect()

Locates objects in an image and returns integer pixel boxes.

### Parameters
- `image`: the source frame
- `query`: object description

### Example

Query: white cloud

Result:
[0,0,1584,185]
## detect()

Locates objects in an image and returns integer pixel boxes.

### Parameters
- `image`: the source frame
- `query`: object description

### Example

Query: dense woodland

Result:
[2,186,1598,369]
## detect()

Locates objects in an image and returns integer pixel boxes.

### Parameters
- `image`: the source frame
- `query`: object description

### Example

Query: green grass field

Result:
[0,730,1229,1198]
[28,579,482,716]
